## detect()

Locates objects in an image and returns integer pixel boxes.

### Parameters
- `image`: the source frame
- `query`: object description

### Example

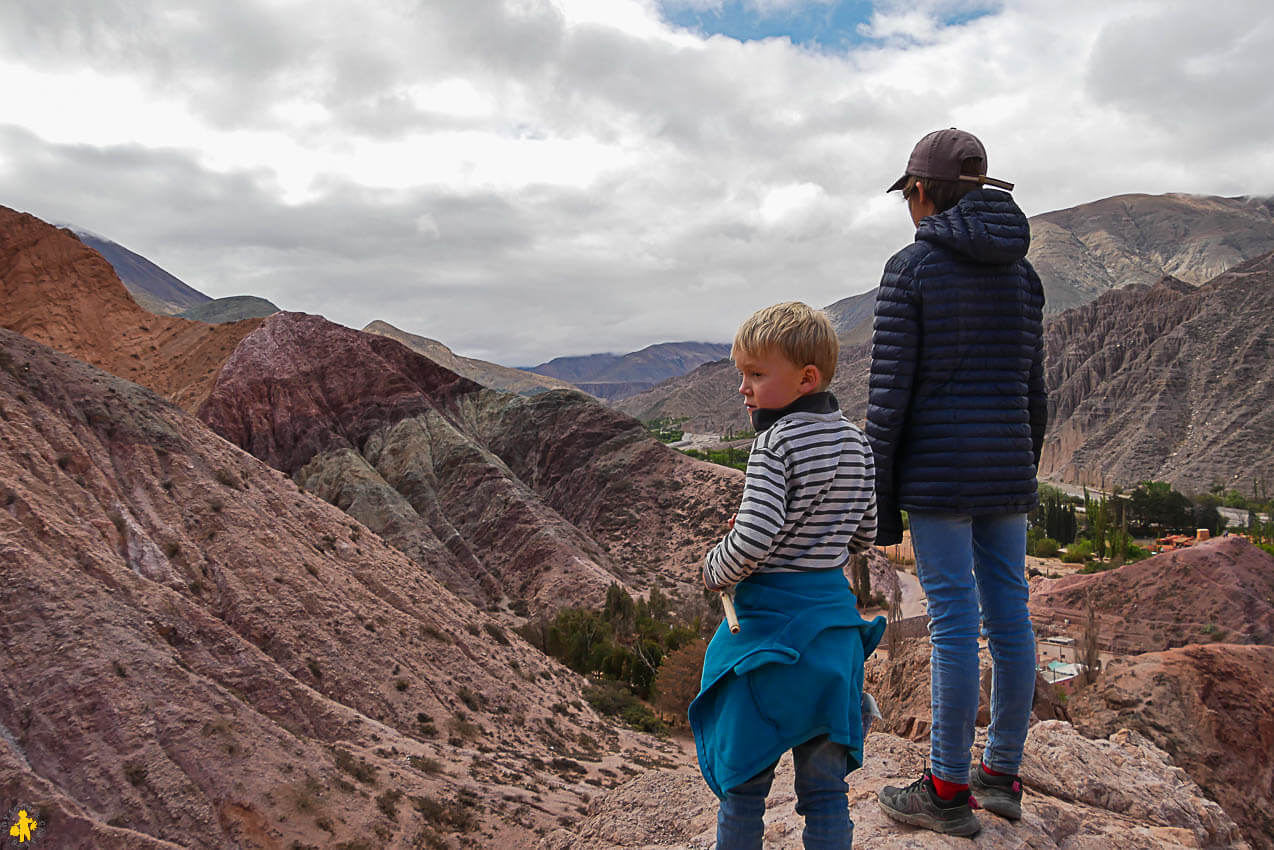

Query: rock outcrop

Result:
[198,313,742,611]
[864,638,1070,742]
[1069,644,1274,850]
[1029,536,1274,653]
[1,326,675,849]
[0,205,262,412]
[540,721,1249,849]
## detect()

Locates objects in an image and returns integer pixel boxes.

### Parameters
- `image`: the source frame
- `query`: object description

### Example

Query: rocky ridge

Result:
[363,320,578,396]
[0,327,674,849]
[179,296,280,324]
[198,312,742,611]
[0,206,262,412]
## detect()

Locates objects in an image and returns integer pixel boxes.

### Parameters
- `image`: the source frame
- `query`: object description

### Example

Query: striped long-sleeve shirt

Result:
[703,396,877,590]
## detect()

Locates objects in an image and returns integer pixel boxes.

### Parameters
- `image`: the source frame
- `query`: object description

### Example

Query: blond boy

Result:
[690,301,884,850]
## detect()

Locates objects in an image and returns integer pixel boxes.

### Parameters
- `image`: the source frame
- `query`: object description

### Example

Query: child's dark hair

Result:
[902,156,983,213]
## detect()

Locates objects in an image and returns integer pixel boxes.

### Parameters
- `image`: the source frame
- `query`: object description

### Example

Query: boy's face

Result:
[734,348,821,414]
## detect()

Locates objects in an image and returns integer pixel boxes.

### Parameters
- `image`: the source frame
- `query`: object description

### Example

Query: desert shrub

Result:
[331,748,378,785]
[483,622,510,645]
[455,686,481,711]
[1032,537,1060,558]
[621,702,668,736]
[1060,539,1093,563]
[376,789,403,818]
[123,761,148,786]
[408,754,443,773]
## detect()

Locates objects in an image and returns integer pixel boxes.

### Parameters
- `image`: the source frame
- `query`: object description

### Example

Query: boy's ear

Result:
[799,364,822,394]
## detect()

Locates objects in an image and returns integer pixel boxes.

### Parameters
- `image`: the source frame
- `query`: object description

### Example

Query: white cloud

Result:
[1,0,1272,365]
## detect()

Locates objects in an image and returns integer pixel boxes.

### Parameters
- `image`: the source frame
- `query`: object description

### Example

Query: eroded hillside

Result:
[0,328,674,849]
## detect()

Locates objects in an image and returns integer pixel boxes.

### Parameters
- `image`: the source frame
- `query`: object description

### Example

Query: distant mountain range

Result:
[618,193,1274,496]
[818,192,1274,343]
[525,341,731,400]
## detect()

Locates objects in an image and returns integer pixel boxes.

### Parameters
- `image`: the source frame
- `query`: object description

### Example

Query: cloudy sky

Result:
[2,0,1272,365]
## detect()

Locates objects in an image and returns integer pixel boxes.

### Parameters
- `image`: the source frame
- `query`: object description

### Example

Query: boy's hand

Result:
[728,513,736,530]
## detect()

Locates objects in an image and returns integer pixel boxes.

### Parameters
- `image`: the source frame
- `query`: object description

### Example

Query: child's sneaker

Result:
[970,761,1023,820]
[878,768,982,837]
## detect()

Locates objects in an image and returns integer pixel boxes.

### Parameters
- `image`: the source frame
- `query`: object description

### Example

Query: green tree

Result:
[1127,481,1193,535]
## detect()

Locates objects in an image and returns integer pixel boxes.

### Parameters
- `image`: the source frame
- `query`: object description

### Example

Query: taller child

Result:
[868,129,1047,837]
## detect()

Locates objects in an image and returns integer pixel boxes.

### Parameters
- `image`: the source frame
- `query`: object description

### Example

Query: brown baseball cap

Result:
[887,127,1014,192]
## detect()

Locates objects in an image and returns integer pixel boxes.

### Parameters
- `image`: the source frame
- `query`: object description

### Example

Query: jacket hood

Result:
[915,188,1030,265]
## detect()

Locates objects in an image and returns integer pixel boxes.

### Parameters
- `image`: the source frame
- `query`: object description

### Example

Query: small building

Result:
[1041,660,1084,694]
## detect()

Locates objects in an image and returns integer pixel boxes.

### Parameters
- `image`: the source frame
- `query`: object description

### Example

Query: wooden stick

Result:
[721,592,740,634]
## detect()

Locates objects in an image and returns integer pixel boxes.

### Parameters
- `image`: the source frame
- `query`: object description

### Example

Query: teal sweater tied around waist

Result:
[689,570,886,799]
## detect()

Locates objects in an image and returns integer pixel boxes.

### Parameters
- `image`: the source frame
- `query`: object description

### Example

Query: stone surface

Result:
[0,205,262,413]
[1068,644,1274,850]
[539,721,1249,849]
[0,327,674,849]
[1028,536,1274,654]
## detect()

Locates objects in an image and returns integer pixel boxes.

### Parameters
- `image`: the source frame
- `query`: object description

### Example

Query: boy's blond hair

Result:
[732,301,838,389]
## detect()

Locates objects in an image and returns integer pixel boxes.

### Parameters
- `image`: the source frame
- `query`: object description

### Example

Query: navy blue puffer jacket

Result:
[866,188,1046,546]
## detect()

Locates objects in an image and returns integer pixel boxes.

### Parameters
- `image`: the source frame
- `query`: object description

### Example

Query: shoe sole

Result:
[878,799,982,837]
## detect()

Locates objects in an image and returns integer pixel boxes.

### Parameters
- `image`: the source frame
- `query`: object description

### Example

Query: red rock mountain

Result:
[1029,536,1274,654]
[1069,644,1274,850]
[1040,251,1274,493]
[0,205,262,412]
[0,327,673,849]
[198,312,742,612]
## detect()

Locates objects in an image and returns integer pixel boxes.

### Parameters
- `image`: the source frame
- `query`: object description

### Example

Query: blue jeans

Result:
[716,734,852,850]
[910,512,1035,783]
